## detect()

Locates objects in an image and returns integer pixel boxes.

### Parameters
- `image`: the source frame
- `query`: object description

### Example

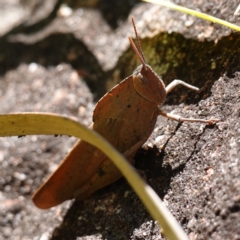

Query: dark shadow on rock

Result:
[48,142,190,239]
[134,146,174,199]
[97,0,142,29]
[0,29,239,102]
[106,31,240,106]
[66,0,142,29]
[0,33,108,99]
[3,0,141,38]
[153,32,240,105]
[50,181,153,239]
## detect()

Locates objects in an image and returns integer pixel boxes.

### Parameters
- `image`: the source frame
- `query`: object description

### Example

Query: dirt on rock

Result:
[0,1,239,240]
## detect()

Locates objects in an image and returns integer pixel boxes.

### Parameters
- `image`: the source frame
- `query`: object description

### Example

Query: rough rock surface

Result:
[0,0,239,239]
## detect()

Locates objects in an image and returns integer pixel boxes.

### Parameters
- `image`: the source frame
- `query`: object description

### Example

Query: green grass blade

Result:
[0,113,189,240]
[143,0,240,32]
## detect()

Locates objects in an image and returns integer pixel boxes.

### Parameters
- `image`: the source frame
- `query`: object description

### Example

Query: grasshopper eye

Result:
[136,73,147,84]
[132,66,166,105]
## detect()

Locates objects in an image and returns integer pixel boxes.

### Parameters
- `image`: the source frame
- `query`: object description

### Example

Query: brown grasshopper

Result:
[32,18,218,209]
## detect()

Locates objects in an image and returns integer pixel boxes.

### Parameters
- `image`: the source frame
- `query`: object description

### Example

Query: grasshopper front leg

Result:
[159,79,219,124]
[165,79,199,94]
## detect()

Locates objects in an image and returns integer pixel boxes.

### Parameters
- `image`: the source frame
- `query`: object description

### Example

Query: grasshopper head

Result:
[132,64,166,105]
[129,17,166,105]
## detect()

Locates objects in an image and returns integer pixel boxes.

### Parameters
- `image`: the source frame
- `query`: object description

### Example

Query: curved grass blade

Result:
[0,113,189,240]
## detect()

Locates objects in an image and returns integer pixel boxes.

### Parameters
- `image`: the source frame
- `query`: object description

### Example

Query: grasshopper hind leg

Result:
[74,139,146,199]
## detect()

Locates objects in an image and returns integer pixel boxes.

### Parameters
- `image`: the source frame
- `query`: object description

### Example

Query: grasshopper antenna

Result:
[131,17,146,64]
[128,17,147,70]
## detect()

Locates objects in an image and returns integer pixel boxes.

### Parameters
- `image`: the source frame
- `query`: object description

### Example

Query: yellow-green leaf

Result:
[0,113,189,240]
[143,0,240,32]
